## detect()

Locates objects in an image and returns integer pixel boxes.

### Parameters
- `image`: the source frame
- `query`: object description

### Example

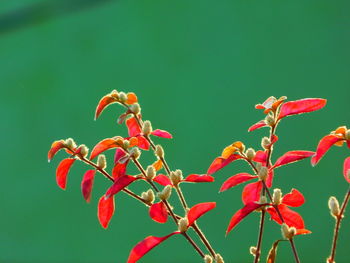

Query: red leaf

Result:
[226,202,263,235]
[112,161,129,179]
[265,169,274,188]
[105,175,138,198]
[81,170,96,203]
[126,92,138,105]
[343,157,350,183]
[98,195,115,229]
[278,98,327,119]
[207,154,242,175]
[114,148,127,164]
[137,136,150,150]
[311,135,344,166]
[253,151,268,164]
[95,95,117,120]
[127,232,180,263]
[153,174,172,186]
[220,173,257,192]
[149,202,168,223]
[282,189,304,207]
[187,202,216,226]
[242,181,263,205]
[296,229,312,235]
[90,138,120,160]
[273,151,314,169]
[151,129,173,139]
[267,204,305,229]
[48,140,65,162]
[126,117,142,137]
[56,158,76,190]
[183,174,214,183]
[248,120,267,132]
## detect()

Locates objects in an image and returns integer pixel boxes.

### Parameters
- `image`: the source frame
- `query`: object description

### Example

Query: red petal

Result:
[207,154,243,175]
[273,151,315,169]
[48,140,65,162]
[153,174,172,186]
[112,161,129,179]
[98,195,115,229]
[126,117,142,137]
[114,148,127,164]
[226,202,263,235]
[149,202,168,223]
[105,175,138,198]
[127,232,180,263]
[90,138,120,160]
[56,158,76,190]
[220,173,257,192]
[248,120,267,132]
[242,181,263,205]
[253,151,268,164]
[81,170,96,203]
[267,204,305,229]
[296,229,312,235]
[282,189,304,207]
[311,135,344,166]
[183,174,214,183]
[151,129,173,139]
[343,157,350,183]
[137,136,150,150]
[278,98,327,119]
[95,95,117,120]
[187,202,216,226]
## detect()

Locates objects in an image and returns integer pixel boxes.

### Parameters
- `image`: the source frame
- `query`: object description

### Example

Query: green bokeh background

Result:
[1,0,349,262]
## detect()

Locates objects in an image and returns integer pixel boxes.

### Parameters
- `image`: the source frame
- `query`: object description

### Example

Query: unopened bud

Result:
[97,154,107,169]
[215,254,224,263]
[261,137,271,149]
[272,188,282,205]
[146,165,156,180]
[130,103,141,114]
[328,196,340,218]
[65,138,77,150]
[110,89,119,99]
[118,92,127,103]
[129,147,141,159]
[245,148,256,160]
[170,170,183,186]
[265,115,275,126]
[155,145,164,158]
[204,255,213,263]
[249,246,257,255]
[78,144,89,157]
[142,120,153,135]
[346,130,350,140]
[178,218,188,233]
[141,189,155,204]
[281,223,296,239]
[123,140,130,149]
[258,166,268,181]
[158,185,172,200]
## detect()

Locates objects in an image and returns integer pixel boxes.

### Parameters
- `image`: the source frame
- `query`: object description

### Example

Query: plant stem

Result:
[328,187,350,263]
[254,210,266,263]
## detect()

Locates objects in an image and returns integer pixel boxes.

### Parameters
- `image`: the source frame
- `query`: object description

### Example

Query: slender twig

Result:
[254,209,266,263]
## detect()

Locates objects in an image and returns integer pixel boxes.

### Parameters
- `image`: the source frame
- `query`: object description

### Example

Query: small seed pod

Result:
[158,185,172,200]
[170,170,183,186]
[141,189,155,204]
[281,223,296,240]
[64,138,77,150]
[129,148,141,159]
[118,92,127,103]
[265,114,275,126]
[155,145,164,159]
[346,129,350,140]
[97,154,107,169]
[258,166,268,181]
[130,103,141,115]
[204,255,213,263]
[261,137,271,149]
[215,254,224,263]
[245,148,256,160]
[78,144,89,157]
[178,218,188,233]
[249,246,257,255]
[142,120,153,135]
[110,89,119,99]
[146,165,156,180]
[272,188,282,205]
[328,196,340,218]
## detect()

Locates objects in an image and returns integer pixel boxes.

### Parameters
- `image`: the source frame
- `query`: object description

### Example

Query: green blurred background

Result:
[1,0,349,262]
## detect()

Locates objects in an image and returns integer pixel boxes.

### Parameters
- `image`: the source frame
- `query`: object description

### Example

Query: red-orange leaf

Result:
[253,150,268,164]
[112,162,129,179]
[81,170,96,203]
[48,140,65,162]
[267,204,305,229]
[152,159,163,171]
[95,95,117,120]
[56,158,76,190]
[126,92,138,105]
[126,117,142,137]
[90,138,121,160]
[296,229,312,235]
[282,189,304,207]
[153,174,172,186]
[98,195,115,229]
[226,202,263,235]
[137,136,150,150]
[114,148,127,163]
[273,151,314,169]
[149,202,168,223]
[183,174,214,183]
[242,181,262,205]
[343,157,350,183]
[311,135,344,166]
[220,173,257,192]
[151,129,173,139]
[207,154,242,175]
[187,202,216,226]
[248,120,267,132]
[127,232,180,263]
[105,175,138,198]
[278,98,327,119]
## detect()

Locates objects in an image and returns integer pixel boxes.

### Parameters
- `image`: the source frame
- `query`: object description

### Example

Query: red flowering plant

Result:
[312,126,350,263]
[48,90,221,263]
[208,96,327,263]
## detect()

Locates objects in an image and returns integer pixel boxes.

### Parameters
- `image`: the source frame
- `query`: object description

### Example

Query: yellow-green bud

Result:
[328,196,340,218]
[178,218,188,233]
[64,138,77,150]
[155,145,164,158]
[265,115,275,126]
[110,89,119,99]
[346,130,350,140]
[146,165,156,180]
[272,188,282,205]
[141,189,155,204]
[170,170,183,186]
[129,148,141,159]
[245,148,256,160]
[97,154,107,169]
[78,144,89,157]
[215,254,224,263]
[261,137,271,149]
[258,166,268,181]
[249,246,257,255]
[142,120,153,135]
[158,185,172,200]
[118,92,127,103]
[123,140,130,149]
[281,223,296,240]
[130,103,141,114]
[204,255,213,263]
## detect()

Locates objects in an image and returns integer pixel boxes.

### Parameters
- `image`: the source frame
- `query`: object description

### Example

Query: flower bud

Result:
[110,89,119,99]
[245,148,256,160]
[97,154,107,169]
[272,188,282,205]
[261,137,271,149]
[118,92,127,103]
[78,144,89,157]
[146,165,156,180]
[129,147,141,159]
[123,140,130,149]
[142,120,153,135]
[141,189,155,204]
[265,114,275,126]
[204,255,213,263]
[158,185,172,200]
[130,103,141,115]
[346,129,350,140]
[258,166,268,181]
[155,145,164,158]
[178,217,188,233]
[170,170,183,186]
[328,196,340,218]
[215,254,224,263]
[281,223,296,240]
[65,138,77,150]
[249,246,257,255]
